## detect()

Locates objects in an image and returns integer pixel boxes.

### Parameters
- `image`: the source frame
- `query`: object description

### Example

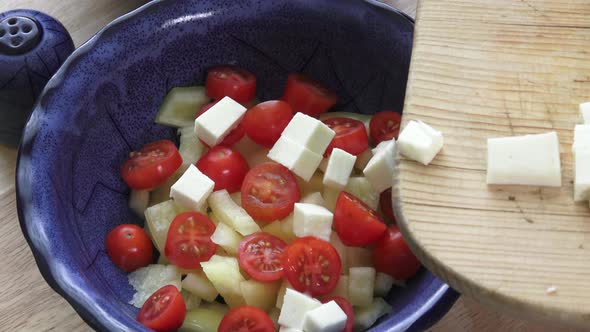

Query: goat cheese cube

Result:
[574,148,590,201]
[303,301,347,332]
[580,102,590,124]
[293,203,333,241]
[278,289,321,329]
[194,96,247,146]
[268,136,323,181]
[486,131,561,186]
[397,120,443,165]
[363,140,396,193]
[349,267,376,307]
[281,112,335,155]
[323,148,357,190]
[279,327,302,332]
[170,164,214,211]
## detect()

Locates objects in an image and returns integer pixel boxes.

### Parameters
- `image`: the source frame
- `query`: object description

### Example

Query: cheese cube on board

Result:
[268,135,323,181]
[580,102,590,124]
[323,148,357,190]
[573,125,590,152]
[279,327,302,332]
[278,289,322,329]
[194,96,246,146]
[397,120,443,165]
[303,300,347,332]
[281,112,335,155]
[293,203,333,241]
[170,164,214,211]
[363,140,396,193]
[574,148,590,201]
[486,131,561,187]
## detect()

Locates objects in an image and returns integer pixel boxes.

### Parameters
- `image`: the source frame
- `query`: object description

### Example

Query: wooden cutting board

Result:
[396,0,590,327]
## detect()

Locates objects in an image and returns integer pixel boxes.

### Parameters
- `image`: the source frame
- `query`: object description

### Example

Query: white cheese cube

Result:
[268,136,323,181]
[573,125,590,152]
[278,289,322,329]
[580,102,590,124]
[194,96,247,146]
[303,300,347,332]
[355,149,373,170]
[363,140,396,193]
[374,272,395,297]
[349,267,376,307]
[397,120,443,165]
[301,192,327,208]
[574,148,590,201]
[170,164,214,211]
[279,327,302,332]
[293,203,333,241]
[372,140,392,155]
[486,131,561,186]
[323,148,357,190]
[281,112,335,155]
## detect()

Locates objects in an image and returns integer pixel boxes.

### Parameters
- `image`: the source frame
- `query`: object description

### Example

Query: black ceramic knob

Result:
[0,10,74,146]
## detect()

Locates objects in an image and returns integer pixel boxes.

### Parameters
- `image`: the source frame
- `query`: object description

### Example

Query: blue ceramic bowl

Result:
[16,0,458,331]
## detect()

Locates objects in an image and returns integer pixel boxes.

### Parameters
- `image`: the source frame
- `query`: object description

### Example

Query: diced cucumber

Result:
[353,298,393,332]
[240,279,281,311]
[301,191,326,208]
[210,221,243,255]
[155,86,209,128]
[346,177,379,210]
[129,190,149,219]
[178,126,206,167]
[234,135,271,169]
[201,255,246,308]
[182,271,218,302]
[179,306,227,332]
[319,112,372,136]
[144,199,185,252]
[348,267,376,307]
[128,264,181,308]
[181,290,202,311]
[374,272,394,297]
[149,168,185,206]
[208,190,260,236]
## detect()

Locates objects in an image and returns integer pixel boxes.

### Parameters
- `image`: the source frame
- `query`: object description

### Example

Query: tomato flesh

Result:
[243,100,293,148]
[372,226,422,280]
[120,140,182,190]
[218,306,275,332]
[105,224,153,272]
[241,162,300,222]
[196,146,249,193]
[196,102,245,147]
[380,188,396,223]
[334,192,387,246]
[238,232,287,282]
[165,212,218,269]
[322,117,369,156]
[369,111,402,144]
[282,73,337,117]
[137,285,186,332]
[322,296,354,332]
[206,65,256,103]
[282,237,341,297]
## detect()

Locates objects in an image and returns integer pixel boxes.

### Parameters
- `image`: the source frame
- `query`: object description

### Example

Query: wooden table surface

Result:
[0,0,582,331]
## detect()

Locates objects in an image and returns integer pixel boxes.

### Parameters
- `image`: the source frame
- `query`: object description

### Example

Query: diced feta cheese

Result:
[573,125,590,151]
[374,272,395,297]
[170,164,214,211]
[397,120,443,165]
[363,140,396,193]
[486,131,561,186]
[372,140,392,155]
[268,135,323,181]
[194,96,247,146]
[303,300,347,332]
[278,289,322,329]
[281,112,336,155]
[355,149,373,170]
[323,148,356,190]
[580,102,590,124]
[574,148,590,201]
[293,203,333,241]
[279,327,302,332]
[301,192,327,208]
[349,267,376,307]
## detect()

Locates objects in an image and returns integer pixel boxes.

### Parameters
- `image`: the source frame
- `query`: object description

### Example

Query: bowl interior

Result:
[17,0,453,331]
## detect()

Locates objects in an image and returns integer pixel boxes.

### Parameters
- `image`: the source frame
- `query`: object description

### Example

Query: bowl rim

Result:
[15,0,457,331]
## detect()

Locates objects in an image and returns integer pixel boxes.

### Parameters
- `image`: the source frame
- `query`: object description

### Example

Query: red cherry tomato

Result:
[205,65,256,103]
[120,140,182,190]
[241,162,300,222]
[243,100,293,148]
[372,226,422,280]
[165,212,217,269]
[322,296,354,332]
[333,192,387,246]
[322,117,369,156]
[380,188,396,223]
[282,73,337,117]
[283,237,341,297]
[238,232,287,282]
[105,224,153,272]
[196,102,245,147]
[196,146,249,193]
[369,111,402,144]
[137,285,186,332]
[218,306,275,332]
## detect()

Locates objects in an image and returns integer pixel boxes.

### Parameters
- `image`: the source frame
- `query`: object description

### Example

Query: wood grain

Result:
[0,0,582,331]
[397,0,590,329]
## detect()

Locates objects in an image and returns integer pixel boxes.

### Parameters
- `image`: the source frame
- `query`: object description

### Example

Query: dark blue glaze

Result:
[16,1,458,331]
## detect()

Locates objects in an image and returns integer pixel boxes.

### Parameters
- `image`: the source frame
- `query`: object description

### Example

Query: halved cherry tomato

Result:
[282,237,341,297]
[196,146,249,193]
[322,117,369,156]
[372,226,422,280]
[369,111,402,144]
[242,100,293,148]
[380,188,396,223]
[165,212,217,269]
[218,306,275,332]
[137,285,186,332]
[238,232,287,282]
[196,102,245,147]
[206,65,256,103]
[322,296,354,332]
[120,140,182,190]
[105,224,153,272]
[241,162,300,222]
[282,73,337,117]
[333,192,387,246]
